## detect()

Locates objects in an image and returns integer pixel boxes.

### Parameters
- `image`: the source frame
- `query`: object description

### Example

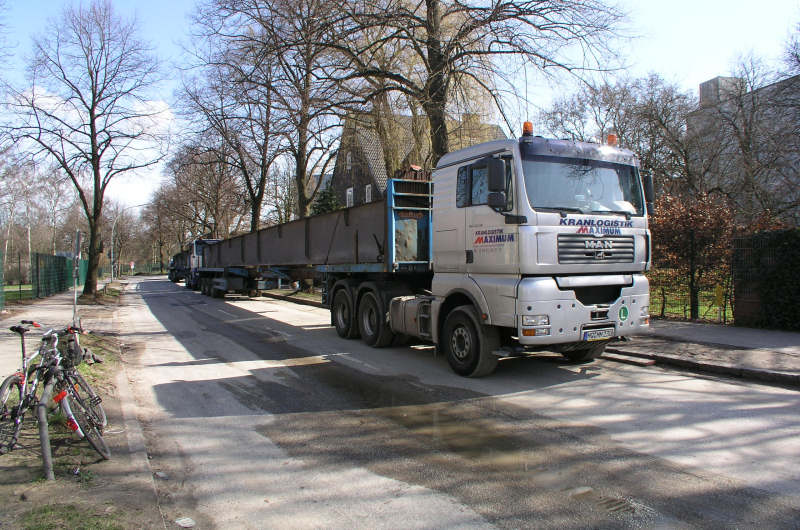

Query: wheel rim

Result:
[450,325,471,360]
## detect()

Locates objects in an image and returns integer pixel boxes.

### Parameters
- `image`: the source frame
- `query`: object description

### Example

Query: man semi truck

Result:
[178,124,653,376]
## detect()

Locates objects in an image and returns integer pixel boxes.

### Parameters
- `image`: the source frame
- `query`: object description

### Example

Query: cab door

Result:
[463,157,519,275]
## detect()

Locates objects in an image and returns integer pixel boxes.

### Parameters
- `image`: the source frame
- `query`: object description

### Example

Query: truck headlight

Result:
[522,315,549,326]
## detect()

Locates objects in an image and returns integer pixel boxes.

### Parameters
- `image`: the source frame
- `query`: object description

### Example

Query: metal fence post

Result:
[38,380,55,481]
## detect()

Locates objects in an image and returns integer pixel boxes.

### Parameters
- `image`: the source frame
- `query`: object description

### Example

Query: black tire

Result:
[332,289,358,339]
[442,305,499,377]
[0,374,24,454]
[66,387,110,460]
[65,371,107,429]
[561,341,607,363]
[357,291,395,347]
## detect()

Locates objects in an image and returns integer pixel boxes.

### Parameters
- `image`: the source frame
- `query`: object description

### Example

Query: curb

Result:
[606,346,800,389]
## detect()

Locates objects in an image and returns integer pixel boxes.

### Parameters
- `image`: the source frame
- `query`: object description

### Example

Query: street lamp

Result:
[111,203,147,281]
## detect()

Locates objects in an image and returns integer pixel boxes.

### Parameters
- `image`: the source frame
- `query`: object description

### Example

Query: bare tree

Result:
[693,58,800,224]
[784,22,800,75]
[3,0,166,295]
[33,163,76,255]
[182,26,283,231]
[165,142,248,239]
[329,0,625,165]
[197,0,345,218]
[264,165,298,225]
[538,75,726,198]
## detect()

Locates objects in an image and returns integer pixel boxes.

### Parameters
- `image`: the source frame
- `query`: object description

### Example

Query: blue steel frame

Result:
[316,178,433,275]
[386,178,434,272]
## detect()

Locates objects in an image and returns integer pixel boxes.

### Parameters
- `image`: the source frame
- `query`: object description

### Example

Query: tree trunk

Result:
[423,0,449,167]
[26,225,31,284]
[424,98,449,168]
[688,230,698,320]
[250,202,262,233]
[82,218,101,296]
[3,210,14,271]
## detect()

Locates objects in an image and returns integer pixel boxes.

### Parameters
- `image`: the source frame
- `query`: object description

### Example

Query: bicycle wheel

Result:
[0,374,24,454]
[64,371,107,429]
[66,388,110,460]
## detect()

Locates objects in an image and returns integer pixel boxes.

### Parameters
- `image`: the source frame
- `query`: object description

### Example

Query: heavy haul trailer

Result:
[193,126,654,377]
[195,177,433,296]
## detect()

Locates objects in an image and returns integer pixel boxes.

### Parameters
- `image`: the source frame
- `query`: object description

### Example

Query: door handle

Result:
[465,250,474,263]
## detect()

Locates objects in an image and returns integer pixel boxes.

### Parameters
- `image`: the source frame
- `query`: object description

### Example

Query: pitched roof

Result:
[341,112,507,190]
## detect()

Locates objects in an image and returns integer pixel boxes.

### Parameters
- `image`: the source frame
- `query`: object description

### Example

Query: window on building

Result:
[346,187,354,207]
[365,184,372,203]
[346,152,352,172]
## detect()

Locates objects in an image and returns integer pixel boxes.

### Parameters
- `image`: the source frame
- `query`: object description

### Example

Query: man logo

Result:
[584,239,614,250]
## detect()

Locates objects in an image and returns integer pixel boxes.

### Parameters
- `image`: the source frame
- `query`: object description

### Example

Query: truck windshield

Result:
[521,155,644,216]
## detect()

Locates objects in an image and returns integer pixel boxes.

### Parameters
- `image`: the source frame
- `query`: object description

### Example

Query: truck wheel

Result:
[561,341,607,363]
[332,289,358,339]
[443,305,499,377]
[357,292,394,347]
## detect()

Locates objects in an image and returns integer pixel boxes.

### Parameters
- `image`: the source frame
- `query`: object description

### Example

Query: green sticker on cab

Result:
[619,306,629,322]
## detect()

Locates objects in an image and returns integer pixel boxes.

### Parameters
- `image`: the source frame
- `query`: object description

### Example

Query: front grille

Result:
[558,234,634,264]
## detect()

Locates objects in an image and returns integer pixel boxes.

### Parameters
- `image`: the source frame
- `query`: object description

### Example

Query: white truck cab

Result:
[422,125,652,375]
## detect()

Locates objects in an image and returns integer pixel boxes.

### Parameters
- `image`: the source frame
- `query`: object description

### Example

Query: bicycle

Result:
[0,321,110,460]
[57,319,107,430]
[1,321,47,453]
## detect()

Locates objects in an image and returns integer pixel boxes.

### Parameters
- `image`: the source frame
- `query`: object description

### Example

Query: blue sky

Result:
[4,0,800,206]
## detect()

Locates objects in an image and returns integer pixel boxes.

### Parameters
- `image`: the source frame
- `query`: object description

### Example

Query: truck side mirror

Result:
[643,172,655,214]
[488,191,507,209]
[487,158,506,192]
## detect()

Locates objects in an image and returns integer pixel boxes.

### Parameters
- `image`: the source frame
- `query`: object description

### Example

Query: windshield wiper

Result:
[589,209,633,220]
[536,206,586,217]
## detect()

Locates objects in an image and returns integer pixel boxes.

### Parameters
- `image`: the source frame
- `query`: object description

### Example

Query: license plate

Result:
[583,328,615,341]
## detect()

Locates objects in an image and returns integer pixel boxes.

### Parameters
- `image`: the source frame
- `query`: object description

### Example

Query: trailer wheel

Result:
[332,289,358,339]
[443,305,499,377]
[560,341,607,363]
[357,292,395,348]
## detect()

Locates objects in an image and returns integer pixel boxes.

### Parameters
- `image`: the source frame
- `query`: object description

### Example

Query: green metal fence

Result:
[30,253,88,299]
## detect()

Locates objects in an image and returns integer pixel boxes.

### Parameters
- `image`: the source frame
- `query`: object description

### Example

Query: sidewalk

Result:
[0,286,116,377]
[0,282,164,526]
[608,319,800,387]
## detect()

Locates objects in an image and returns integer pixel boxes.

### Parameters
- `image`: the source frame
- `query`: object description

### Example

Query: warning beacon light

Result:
[522,121,533,136]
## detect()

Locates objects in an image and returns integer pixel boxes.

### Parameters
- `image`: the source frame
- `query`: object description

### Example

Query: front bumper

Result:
[516,274,650,346]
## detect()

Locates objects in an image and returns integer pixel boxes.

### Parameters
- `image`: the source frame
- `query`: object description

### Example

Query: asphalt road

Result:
[120,276,800,528]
